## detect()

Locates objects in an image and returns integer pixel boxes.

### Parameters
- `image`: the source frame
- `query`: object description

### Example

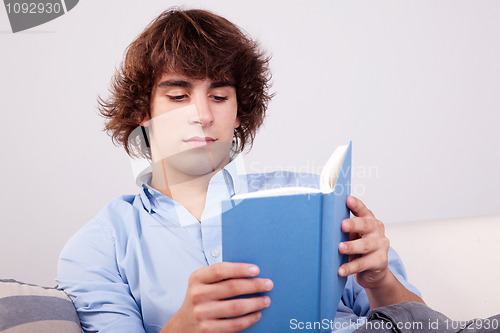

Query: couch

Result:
[385,213,500,321]
[1,214,498,331]
[0,279,80,332]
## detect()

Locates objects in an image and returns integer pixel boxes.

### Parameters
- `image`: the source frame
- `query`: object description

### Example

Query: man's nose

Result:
[192,97,215,127]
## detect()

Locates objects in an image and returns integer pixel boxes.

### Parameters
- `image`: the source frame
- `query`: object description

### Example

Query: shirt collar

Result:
[136,155,249,213]
[220,154,248,197]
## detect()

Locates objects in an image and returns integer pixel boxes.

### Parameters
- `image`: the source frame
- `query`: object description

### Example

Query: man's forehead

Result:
[156,72,234,86]
[155,73,235,89]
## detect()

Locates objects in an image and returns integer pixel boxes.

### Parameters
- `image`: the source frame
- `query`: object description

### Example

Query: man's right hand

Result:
[161,262,273,333]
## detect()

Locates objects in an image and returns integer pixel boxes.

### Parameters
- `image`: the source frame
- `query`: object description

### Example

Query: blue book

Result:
[222,142,352,332]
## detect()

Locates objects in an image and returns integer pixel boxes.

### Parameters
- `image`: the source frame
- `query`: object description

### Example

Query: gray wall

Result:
[1,0,499,286]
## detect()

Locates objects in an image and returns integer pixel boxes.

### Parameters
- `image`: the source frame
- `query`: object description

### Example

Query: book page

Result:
[231,143,349,200]
[320,144,349,193]
[231,186,319,200]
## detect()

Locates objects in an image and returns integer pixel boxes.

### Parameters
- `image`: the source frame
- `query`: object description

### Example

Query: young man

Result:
[57,8,425,333]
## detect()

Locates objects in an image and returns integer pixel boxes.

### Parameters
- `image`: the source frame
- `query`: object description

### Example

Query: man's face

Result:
[145,73,240,181]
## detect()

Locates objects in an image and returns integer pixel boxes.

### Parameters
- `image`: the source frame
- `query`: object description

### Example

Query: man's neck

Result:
[150,157,230,221]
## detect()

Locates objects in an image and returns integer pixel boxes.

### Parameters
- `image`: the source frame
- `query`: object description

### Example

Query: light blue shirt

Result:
[57,158,420,333]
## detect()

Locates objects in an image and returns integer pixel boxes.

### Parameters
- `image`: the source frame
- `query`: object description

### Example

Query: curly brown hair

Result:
[98,8,273,158]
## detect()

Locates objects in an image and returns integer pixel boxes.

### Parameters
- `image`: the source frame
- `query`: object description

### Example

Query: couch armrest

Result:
[385,214,500,321]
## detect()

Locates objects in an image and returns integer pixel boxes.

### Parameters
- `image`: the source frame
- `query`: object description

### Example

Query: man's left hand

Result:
[338,195,391,289]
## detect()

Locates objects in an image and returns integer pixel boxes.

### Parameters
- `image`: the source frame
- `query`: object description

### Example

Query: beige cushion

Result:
[385,214,500,321]
[0,279,80,332]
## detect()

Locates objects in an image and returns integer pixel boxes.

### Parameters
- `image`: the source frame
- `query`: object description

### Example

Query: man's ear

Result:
[140,112,151,127]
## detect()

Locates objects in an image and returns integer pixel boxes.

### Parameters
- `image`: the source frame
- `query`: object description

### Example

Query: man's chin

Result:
[158,143,232,183]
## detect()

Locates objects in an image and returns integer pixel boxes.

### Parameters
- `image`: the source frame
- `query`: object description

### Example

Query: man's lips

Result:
[184,136,217,146]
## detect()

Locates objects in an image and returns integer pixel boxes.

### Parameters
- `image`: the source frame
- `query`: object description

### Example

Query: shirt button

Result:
[148,188,154,195]
[211,249,219,258]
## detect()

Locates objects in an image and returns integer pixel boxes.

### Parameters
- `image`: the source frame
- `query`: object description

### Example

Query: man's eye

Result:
[211,96,228,102]
[167,95,187,102]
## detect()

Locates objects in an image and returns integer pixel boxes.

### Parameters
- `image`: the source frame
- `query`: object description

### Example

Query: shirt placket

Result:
[200,169,235,265]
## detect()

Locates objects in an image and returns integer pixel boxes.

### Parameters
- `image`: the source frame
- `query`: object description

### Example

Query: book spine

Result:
[319,142,352,332]
[319,192,337,332]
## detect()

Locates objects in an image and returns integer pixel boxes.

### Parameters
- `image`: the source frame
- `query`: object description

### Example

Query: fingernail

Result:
[263,296,271,306]
[265,279,273,290]
[338,267,346,276]
[342,220,350,230]
[255,311,262,320]
[248,266,259,275]
[339,242,347,253]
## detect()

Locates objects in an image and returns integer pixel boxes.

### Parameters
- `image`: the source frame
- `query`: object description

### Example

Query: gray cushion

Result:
[0,279,81,332]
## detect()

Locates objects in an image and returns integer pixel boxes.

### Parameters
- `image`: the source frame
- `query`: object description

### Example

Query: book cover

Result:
[221,142,351,332]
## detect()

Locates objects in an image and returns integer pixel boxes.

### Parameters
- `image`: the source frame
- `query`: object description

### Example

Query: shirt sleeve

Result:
[57,218,147,333]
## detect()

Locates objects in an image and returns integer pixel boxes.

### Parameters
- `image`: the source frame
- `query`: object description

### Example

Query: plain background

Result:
[1,0,499,287]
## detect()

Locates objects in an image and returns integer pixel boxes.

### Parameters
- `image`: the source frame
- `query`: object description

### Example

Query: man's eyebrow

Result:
[210,81,235,89]
[157,80,192,88]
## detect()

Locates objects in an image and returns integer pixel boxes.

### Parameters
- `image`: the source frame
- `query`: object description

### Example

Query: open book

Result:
[232,143,350,199]
[222,142,352,333]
